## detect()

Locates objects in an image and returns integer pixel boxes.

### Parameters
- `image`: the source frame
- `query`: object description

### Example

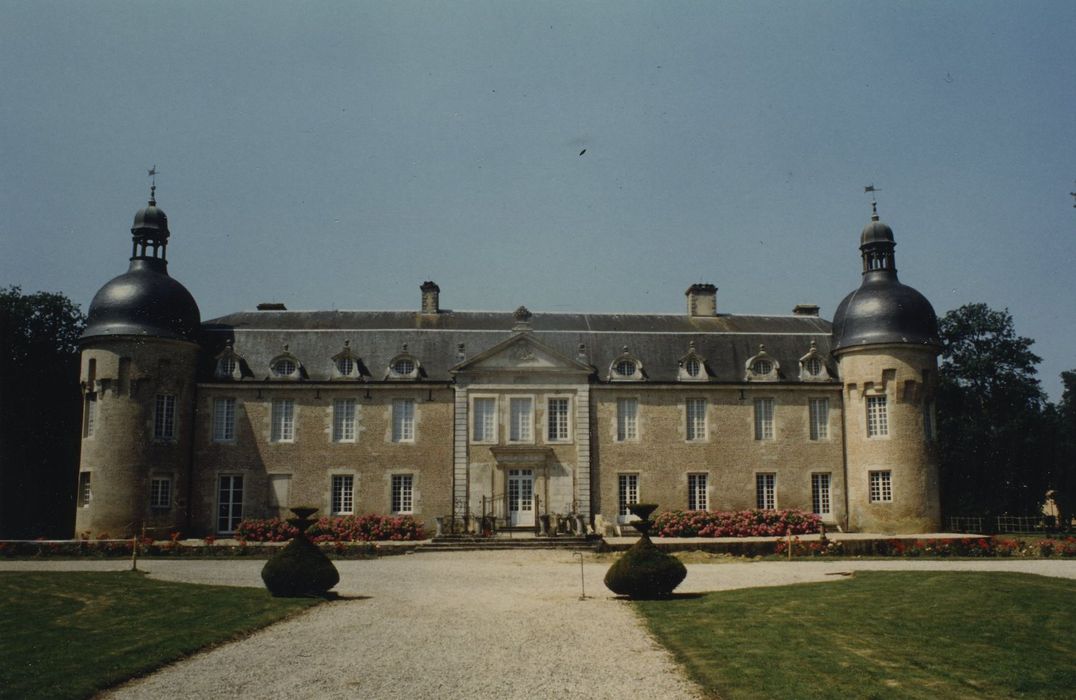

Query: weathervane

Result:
[864,184,881,218]
[147,164,158,203]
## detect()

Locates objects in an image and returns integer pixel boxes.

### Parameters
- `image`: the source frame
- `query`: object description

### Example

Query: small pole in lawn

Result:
[573,551,586,600]
[131,536,138,571]
[787,530,793,561]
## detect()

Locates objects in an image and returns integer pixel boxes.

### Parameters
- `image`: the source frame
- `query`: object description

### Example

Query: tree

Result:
[0,286,85,538]
[936,303,1048,518]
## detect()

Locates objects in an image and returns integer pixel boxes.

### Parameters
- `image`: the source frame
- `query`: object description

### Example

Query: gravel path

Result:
[6,554,1073,699]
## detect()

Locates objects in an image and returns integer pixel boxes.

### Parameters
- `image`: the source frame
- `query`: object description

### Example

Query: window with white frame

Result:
[272,358,297,377]
[756,473,776,509]
[754,398,775,440]
[472,397,496,443]
[78,472,92,507]
[331,474,355,514]
[614,359,637,378]
[684,358,702,378]
[218,356,237,377]
[803,357,824,377]
[809,398,829,440]
[869,470,893,502]
[335,357,355,376]
[392,398,415,442]
[150,476,172,510]
[154,394,176,439]
[83,393,97,438]
[547,397,570,442]
[270,398,295,442]
[811,473,831,515]
[333,399,357,442]
[217,475,243,533]
[688,473,708,511]
[618,473,639,520]
[616,397,638,441]
[212,397,236,442]
[686,398,707,441]
[392,474,414,513]
[509,397,533,442]
[866,395,888,437]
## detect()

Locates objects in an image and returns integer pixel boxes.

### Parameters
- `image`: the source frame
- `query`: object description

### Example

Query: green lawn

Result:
[0,571,320,700]
[634,571,1075,699]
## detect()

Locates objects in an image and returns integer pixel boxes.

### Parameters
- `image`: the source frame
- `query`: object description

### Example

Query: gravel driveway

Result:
[6,554,1074,699]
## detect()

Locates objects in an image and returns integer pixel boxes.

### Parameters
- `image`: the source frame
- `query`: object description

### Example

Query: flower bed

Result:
[654,509,822,538]
[773,535,1076,558]
[234,518,300,542]
[305,514,426,542]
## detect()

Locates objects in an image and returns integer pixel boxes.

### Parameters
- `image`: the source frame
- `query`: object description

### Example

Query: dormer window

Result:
[745,345,779,382]
[803,357,822,376]
[336,357,354,375]
[615,360,636,377]
[213,342,245,381]
[331,341,362,380]
[684,359,701,377]
[798,341,832,382]
[220,357,237,376]
[609,347,644,382]
[677,342,710,382]
[394,359,415,375]
[269,345,301,380]
[387,345,421,380]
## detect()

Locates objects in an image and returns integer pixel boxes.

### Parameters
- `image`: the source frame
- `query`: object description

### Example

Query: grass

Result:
[634,571,1075,699]
[0,571,320,699]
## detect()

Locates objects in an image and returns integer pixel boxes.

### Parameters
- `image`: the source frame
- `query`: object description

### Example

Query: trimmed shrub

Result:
[604,536,687,599]
[654,508,821,538]
[261,535,340,597]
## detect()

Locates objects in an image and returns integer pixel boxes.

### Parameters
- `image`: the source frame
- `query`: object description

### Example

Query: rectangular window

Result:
[812,473,832,515]
[509,397,533,442]
[547,397,570,442]
[869,470,893,502]
[333,399,357,442]
[616,398,638,441]
[150,477,172,510]
[268,474,291,510]
[686,398,707,441]
[83,393,97,438]
[688,473,708,511]
[392,398,415,442]
[756,473,776,509]
[472,397,497,443]
[271,399,295,442]
[754,398,775,440]
[154,394,176,439]
[392,474,414,514]
[212,397,236,442]
[809,398,829,440]
[78,472,92,507]
[618,473,639,519]
[923,401,936,441]
[331,474,355,514]
[217,475,243,533]
[867,395,888,437]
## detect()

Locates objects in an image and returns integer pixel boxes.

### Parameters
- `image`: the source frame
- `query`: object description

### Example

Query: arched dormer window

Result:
[387,344,421,381]
[798,341,832,382]
[608,347,645,382]
[269,345,302,381]
[331,340,363,380]
[677,342,710,382]
[745,345,779,382]
[213,341,245,380]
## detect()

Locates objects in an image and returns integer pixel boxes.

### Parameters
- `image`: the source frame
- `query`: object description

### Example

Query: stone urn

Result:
[603,503,686,599]
[261,506,340,597]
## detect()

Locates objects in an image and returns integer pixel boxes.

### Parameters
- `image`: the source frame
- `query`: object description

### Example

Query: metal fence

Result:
[946,516,984,533]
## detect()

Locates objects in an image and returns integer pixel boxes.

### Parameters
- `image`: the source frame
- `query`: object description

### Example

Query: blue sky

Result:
[2,1,1073,398]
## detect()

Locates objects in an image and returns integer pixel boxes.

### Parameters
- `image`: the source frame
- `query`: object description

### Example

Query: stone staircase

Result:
[421,532,601,552]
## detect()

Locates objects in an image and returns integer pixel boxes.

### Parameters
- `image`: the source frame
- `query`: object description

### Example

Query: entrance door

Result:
[507,469,535,527]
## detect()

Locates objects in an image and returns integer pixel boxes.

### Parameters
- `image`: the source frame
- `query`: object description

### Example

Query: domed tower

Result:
[832,204,941,533]
[75,187,201,537]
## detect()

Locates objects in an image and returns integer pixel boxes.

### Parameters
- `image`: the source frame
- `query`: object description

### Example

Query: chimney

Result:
[685,284,717,317]
[257,302,287,311]
[793,304,820,317]
[420,281,440,314]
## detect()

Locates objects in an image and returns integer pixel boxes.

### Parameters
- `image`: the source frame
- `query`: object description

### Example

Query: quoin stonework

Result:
[75,193,941,537]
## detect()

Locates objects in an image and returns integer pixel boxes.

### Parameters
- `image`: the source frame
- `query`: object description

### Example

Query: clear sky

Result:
[2,1,1073,398]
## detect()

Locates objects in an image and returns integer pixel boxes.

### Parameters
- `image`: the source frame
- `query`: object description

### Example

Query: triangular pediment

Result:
[451,332,593,375]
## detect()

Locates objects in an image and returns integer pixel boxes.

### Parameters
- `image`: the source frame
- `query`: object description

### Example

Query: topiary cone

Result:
[603,533,687,599]
[261,507,339,597]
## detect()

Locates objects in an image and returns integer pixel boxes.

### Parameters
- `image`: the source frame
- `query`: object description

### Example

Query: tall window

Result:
[923,401,936,441]
[754,398,774,440]
[808,398,829,440]
[547,397,570,442]
[150,477,172,510]
[472,397,496,443]
[217,475,243,533]
[509,397,533,442]
[392,398,415,442]
[333,399,357,442]
[688,473,708,511]
[392,474,414,514]
[154,394,176,439]
[618,473,639,520]
[616,398,638,441]
[756,473,776,509]
[271,399,295,442]
[686,398,707,441]
[83,393,97,438]
[212,398,236,442]
[866,396,888,437]
[268,474,291,510]
[331,475,355,514]
[811,473,831,515]
[869,471,893,502]
[78,472,92,507]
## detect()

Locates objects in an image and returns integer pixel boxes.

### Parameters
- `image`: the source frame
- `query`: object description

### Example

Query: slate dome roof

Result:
[859,218,894,246]
[81,259,201,342]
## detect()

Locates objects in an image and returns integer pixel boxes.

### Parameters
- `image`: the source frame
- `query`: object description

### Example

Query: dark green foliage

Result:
[261,535,340,597]
[604,535,687,599]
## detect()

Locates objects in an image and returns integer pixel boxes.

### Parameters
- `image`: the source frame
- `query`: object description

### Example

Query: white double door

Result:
[507,468,535,527]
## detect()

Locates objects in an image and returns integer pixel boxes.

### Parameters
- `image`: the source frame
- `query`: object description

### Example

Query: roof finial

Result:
[147,165,158,205]
[864,184,880,221]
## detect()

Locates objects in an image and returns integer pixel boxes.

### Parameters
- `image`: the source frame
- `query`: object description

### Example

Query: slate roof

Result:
[200,310,835,384]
